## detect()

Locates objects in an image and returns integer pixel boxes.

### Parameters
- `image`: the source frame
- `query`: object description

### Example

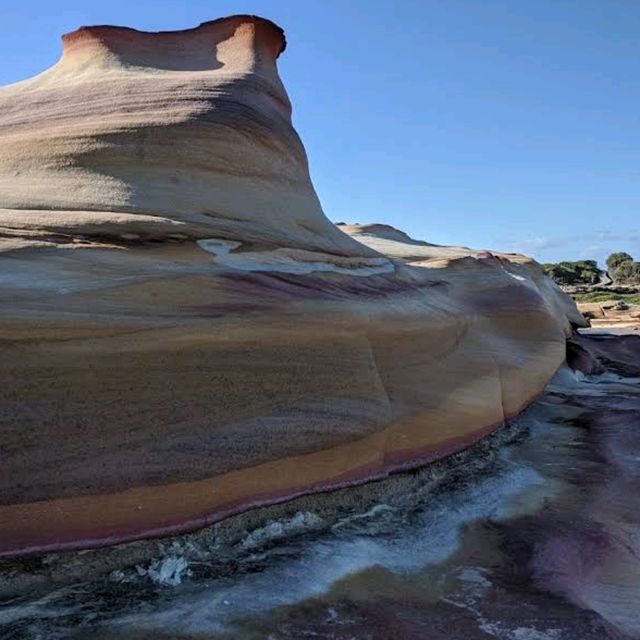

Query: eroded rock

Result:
[0,16,586,557]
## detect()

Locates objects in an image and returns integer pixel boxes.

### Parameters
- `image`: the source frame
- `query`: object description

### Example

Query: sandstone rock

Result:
[0,15,365,256]
[577,301,640,331]
[568,333,640,377]
[0,16,586,557]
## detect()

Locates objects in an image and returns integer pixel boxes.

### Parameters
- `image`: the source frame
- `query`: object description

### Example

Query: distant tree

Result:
[618,262,633,281]
[576,260,603,284]
[614,261,637,283]
[606,252,633,272]
[543,260,602,286]
[605,252,640,284]
[544,254,640,287]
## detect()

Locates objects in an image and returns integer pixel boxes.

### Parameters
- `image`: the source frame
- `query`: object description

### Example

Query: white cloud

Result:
[503,229,640,266]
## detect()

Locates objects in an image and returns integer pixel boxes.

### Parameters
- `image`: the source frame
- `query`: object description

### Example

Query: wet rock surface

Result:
[1,335,638,639]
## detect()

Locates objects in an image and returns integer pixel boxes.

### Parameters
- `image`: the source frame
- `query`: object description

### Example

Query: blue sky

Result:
[1,0,638,266]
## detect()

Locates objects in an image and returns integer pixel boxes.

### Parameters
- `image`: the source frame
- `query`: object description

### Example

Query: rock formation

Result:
[0,16,586,557]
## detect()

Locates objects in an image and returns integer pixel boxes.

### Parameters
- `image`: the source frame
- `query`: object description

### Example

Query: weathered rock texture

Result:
[0,15,364,256]
[0,16,585,557]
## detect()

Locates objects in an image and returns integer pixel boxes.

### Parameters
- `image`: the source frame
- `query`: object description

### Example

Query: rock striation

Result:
[0,16,586,557]
[0,15,364,256]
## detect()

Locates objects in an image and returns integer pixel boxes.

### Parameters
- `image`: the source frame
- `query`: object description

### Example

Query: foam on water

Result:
[549,365,640,396]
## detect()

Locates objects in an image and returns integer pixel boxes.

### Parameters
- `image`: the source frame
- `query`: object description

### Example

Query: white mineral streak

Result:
[196,238,395,276]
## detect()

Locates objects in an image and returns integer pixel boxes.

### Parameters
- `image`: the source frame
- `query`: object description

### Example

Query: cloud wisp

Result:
[503,229,640,266]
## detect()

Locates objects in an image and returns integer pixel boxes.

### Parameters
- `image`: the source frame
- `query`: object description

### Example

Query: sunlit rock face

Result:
[0,16,586,557]
[0,15,364,255]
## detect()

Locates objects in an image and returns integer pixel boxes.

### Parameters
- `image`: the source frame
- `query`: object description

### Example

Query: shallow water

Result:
[1,369,639,640]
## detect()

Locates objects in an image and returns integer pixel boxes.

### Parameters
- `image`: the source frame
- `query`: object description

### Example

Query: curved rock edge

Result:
[0,377,550,559]
[0,404,532,598]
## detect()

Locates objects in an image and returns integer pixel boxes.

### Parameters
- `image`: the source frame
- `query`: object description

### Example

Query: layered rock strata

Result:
[0,16,586,557]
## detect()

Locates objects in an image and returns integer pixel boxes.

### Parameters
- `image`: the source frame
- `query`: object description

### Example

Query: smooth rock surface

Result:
[0,16,586,557]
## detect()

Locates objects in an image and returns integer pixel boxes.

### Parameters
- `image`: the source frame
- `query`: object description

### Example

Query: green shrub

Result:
[605,252,640,284]
[543,260,603,286]
[606,252,633,272]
